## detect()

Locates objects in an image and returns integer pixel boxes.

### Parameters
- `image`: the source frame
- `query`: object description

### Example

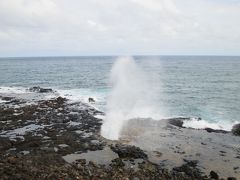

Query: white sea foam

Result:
[94,114,105,119]
[57,88,106,110]
[0,86,27,94]
[0,86,58,103]
[183,118,238,131]
[101,57,165,140]
[0,99,8,103]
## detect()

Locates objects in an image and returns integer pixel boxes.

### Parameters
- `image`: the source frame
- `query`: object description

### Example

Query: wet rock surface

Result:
[28,86,53,93]
[168,118,186,127]
[110,144,148,159]
[210,170,219,179]
[0,92,239,179]
[121,118,240,180]
[173,159,203,179]
[232,123,240,136]
[204,127,229,134]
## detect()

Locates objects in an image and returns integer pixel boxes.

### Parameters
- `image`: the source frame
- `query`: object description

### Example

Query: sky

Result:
[0,0,240,57]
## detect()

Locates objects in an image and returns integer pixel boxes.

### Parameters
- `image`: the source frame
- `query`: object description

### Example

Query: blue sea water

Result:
[0,56,239,129]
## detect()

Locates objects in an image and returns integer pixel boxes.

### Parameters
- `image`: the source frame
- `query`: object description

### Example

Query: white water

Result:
[0,86,27,94]
[101,57,164,140]
[183,118,237,131]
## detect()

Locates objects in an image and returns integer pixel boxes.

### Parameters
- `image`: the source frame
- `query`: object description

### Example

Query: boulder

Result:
[232,123,240,136]
[210,170,219,179]
[168,117,196,127]
[56,97,66,104]
[228,177,237,180]
[168,118,184,127]
[88,97,95,103]
[173,159,201,178]
[110,144,147,159]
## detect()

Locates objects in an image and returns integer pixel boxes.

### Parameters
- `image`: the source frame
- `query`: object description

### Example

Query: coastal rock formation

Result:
[173,159,202,179]
[110,144,148,159]
[88,97,95,103]
[232,123,240,136]
[204,128,228,134]
[0,89,239,179]
[210,170,219,179]
[168,118,185,127]
[29,86,53,93]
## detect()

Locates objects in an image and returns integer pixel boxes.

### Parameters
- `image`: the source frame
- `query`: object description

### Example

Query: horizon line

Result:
[0,54,240,59]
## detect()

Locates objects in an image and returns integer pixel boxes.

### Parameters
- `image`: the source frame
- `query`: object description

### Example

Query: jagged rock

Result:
[56,97,66,104]
[232,123,240,136]
[173,159,201,178]
[29,86,41,92]
[0,93,237,180]
[210,171,219,179]
[228,177,237,180]
[29,86,53,93]
[88,97,95,103]
[1,97,13,101]
[111,158,125,167]
[110,144,147,159]
[205,128,228,134]
[168,118,185,127]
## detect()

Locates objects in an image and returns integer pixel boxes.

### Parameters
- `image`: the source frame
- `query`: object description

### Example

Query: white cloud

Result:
[0,0,240,56]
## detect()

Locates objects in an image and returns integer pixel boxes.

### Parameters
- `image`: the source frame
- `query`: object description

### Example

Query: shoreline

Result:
[0,89,239,179]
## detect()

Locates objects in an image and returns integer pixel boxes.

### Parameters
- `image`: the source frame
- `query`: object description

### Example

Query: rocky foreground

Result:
[0,90,239,179]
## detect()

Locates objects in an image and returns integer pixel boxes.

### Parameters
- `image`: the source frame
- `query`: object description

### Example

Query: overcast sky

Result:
[0,0,240,57]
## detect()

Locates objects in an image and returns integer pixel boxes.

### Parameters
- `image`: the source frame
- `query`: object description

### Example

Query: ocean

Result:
[0,56,239,130]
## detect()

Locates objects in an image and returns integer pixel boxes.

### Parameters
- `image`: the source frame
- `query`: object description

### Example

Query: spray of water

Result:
[101,56,164,140]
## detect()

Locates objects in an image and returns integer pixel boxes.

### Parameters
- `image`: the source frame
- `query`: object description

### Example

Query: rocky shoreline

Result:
[0,89,239,179]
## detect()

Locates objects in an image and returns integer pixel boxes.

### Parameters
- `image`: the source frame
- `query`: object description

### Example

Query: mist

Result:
[101,56,164,140]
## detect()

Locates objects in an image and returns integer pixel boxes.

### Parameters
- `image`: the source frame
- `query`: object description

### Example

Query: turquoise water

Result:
[0,56,240,127]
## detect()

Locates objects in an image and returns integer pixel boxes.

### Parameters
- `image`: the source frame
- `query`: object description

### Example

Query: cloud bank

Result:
[0,0,240,56]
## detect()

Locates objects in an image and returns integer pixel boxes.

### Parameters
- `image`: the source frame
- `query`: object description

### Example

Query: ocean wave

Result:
[0,86,59,103]
[183,118,238,131]
[0,86,106,109]
[1,86,239,132]
[0,86,27,94]
[57,88,107,111]
[0,99,8,103]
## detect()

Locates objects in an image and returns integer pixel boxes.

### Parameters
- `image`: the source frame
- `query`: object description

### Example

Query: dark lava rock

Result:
[168,117,203,128]
[173,159,202,178]
[210,171,219,179]
[0,138,12,151]
[205,128,228,134]
[168,118,184,127]
[88,97,95,103]
[111,158,125,167]
[0,94,230,180]
[39,88,53,93]
[1,97,13,101]
[29,86,53,93]
[227,177,237,180]
[110,144,147,159]
[56,97,66,104]
[232,123,240,136]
